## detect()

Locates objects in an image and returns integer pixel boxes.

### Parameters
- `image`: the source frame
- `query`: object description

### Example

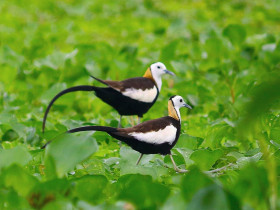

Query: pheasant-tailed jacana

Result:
[42,62,174,132]
[67,95,192,173]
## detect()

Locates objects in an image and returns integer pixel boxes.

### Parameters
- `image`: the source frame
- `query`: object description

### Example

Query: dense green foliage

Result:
[1,0,280,209]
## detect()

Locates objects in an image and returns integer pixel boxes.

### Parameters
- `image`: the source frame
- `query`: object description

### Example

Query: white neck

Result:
[153,76,162,91]
[174,106,181,122]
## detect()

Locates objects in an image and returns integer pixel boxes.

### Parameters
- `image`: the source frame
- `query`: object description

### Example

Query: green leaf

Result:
[188,184,240,210]
[44,154,58,180]
[0,189,30,209]
[238,77,280,136]
[0,145,32,169]
[162,192,187,210]
[119,147,161,178]
[190,149,223,170]
[117,174,170,209]
[28,179,71,209]
[0,46,25,67]
[42,200,75,210]
[0,66,18,86]
[175,134,203,150]
[205,37,224,58]
[181,167,213,201]
[40,83,67,102]
[45,133,98,177]
[75,175,108,204]
[2,164,39,196]
[160,41,178,63]
[203,124,232,149]
[236,152,262,167]
[2,129,19,141]
[223,24,246,46]
[33,49,78,70]
[270,127,280,143]
[231,164,269,208]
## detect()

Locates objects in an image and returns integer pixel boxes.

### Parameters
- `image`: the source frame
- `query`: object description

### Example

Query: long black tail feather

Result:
[41,126,118,149]
[42,85,95,133]
[67,125,118,133]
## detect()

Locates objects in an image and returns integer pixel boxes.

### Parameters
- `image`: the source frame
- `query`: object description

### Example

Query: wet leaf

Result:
[0,145,32,169]
[45,133,98,177]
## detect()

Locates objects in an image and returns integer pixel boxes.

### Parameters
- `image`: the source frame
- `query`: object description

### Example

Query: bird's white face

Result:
[171,95,192,110]
[150,62,175,90]
[150,62,173,77]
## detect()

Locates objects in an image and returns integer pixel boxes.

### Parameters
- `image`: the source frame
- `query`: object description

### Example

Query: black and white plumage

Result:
[67,95,192,172]
[42,62,174,132]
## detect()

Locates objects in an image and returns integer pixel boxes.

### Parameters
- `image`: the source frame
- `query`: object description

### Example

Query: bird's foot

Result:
[169,154,188,173]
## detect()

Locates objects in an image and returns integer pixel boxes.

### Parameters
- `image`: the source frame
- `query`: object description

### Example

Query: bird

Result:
[66,95,192,173]
[42,62,175,132]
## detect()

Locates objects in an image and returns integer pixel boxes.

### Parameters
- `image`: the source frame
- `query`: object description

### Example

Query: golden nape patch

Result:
[143,68,156,84]
[168,100,179,121]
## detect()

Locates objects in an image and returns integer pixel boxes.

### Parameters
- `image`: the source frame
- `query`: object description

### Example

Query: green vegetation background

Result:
[1,0,280,209]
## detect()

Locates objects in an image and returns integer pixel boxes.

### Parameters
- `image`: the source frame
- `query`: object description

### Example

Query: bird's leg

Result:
[137,116,141,125]
[118,115,123,146]
[118,115,122,128]
[136,154,144,165]
[169,154,188,173]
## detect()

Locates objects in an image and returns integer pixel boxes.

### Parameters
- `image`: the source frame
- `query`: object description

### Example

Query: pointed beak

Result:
[184,103,192,109]
[164,69,175,76]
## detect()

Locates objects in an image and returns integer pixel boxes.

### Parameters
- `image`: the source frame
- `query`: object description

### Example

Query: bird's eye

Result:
[180,99,183,103]
[157,66,160,69]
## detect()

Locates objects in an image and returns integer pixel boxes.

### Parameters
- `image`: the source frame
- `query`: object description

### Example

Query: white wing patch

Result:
[121,86,157,103]
[128,125,177,145]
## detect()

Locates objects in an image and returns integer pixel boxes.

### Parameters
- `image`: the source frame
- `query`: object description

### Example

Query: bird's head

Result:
[168,95,192,121]
[170,95,192,110]
[143,62,175,90]
[150,62,175,77]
